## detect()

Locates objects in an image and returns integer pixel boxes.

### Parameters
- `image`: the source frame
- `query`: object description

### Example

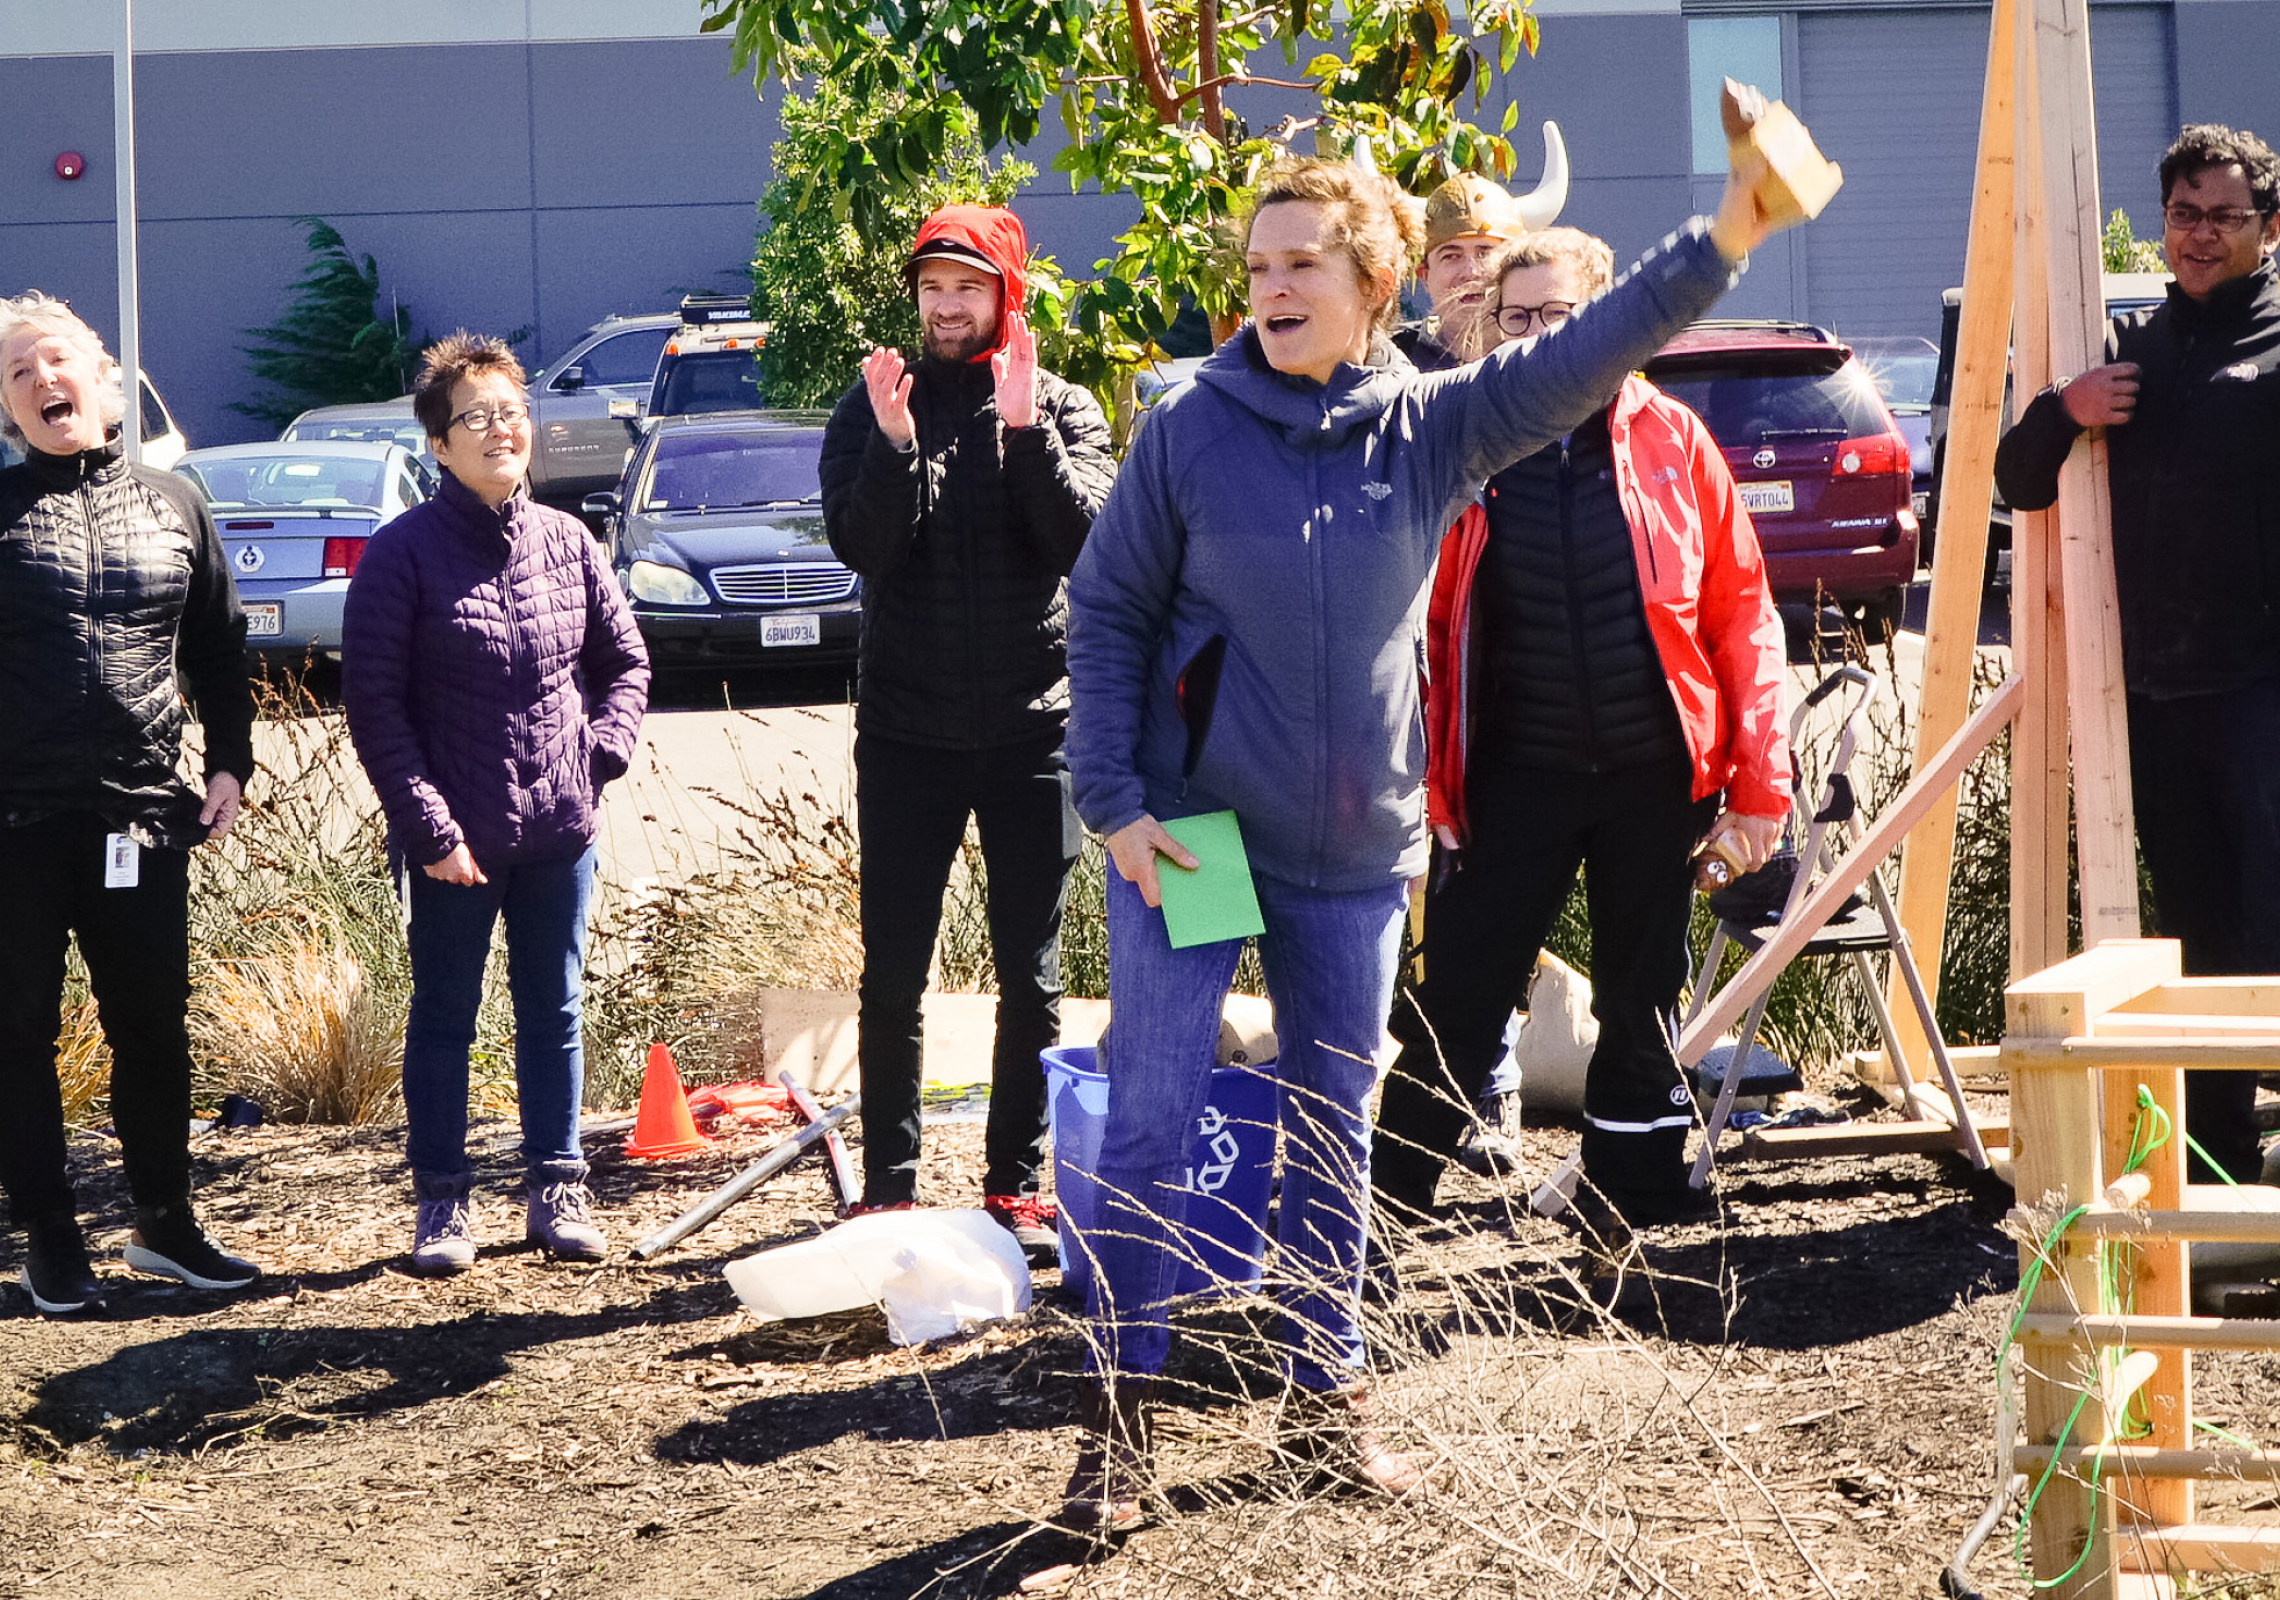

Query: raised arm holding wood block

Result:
[1722,78,1845,227]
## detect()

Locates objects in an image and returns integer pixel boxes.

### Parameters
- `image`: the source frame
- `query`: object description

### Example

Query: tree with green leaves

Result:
[232,218,427,429]
[2102,207,2164,274]
[750,76,1055,409]
[704,0,1541,384]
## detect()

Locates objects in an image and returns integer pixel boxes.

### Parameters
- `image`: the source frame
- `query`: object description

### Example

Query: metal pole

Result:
[113,0,142,462]
[629,1094,861,1261]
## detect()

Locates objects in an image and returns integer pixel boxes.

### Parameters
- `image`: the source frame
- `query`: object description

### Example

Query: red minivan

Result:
[1642,321,1920,633]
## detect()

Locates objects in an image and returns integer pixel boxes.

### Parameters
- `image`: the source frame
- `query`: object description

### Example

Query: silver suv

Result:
[526,313,675,502]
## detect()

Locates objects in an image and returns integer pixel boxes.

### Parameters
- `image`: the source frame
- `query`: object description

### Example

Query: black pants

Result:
[1375,759,1716,1210]
[855,728,1079,1202]
[0,812,196,1225]
[2129,683,2280,1183]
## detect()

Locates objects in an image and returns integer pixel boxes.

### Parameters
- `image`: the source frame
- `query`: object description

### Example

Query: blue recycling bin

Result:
[1044,1044,1276,1305]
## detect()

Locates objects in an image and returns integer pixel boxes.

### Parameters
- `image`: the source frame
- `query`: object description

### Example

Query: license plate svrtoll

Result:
[1739,480,1794,515]
[244,603,282,638]
[762,613,820,648]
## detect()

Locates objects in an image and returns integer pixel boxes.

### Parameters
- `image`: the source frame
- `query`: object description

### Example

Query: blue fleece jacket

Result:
[1066,221,1738,892]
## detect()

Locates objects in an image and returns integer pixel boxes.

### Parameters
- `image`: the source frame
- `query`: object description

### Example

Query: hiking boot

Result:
[984,1193,1060,1267]
[526,1180,607,1262]
[20,1214,103,1315]
[124,1203,260,1291]
[410,1195,478,1277]
[1277,1381,1429,1499]
[1457,1088,1523,1179]
[1059,1377,1156,1536]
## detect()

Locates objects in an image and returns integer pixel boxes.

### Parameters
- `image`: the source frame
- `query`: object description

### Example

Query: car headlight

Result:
[626,559,709,607]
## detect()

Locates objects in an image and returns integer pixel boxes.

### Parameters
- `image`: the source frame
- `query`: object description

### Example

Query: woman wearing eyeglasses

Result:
[1370,227,1790,1235]
[343,333,649,1275]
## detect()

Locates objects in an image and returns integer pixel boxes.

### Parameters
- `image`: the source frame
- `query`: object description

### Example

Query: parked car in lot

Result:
[643,296,767,420]
[583,410,856,672]
[1641,320,1919,631]
[1923,272,2168,582]
[526,311,677,503]
[1848,334,1938,518]
[280,397,437,480]
[173,440,427,659]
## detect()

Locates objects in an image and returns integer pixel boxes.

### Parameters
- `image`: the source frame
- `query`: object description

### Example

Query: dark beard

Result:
[922,323,992,363]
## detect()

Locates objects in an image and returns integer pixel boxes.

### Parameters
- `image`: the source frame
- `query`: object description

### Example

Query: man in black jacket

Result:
[0,291,261,1313]
[1995,124,2280,1183]
[818,206,1116,1257]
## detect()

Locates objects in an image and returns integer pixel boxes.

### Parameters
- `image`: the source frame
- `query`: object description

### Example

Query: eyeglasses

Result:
[450,402,530,434]
[2163,202,2270,234]
[1496,301,1575,337]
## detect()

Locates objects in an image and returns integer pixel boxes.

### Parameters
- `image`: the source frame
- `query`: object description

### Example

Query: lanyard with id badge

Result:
[104,832,140,889]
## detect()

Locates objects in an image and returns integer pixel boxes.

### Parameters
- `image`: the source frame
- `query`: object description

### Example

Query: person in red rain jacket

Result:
[1372,227,1789,1233]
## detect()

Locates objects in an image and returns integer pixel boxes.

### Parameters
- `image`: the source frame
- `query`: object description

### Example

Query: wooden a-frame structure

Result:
[1668,0,2280,1590]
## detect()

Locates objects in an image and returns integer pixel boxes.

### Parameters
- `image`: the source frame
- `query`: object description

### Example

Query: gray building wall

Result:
[2,2,2275,447]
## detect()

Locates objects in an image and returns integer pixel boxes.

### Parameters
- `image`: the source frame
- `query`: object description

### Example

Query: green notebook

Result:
[1157,810,1266,950]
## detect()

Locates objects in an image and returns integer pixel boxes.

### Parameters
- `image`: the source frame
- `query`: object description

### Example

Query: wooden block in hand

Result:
[1721,77,1844,226]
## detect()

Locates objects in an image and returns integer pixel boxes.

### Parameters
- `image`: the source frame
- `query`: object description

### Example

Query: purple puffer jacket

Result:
[342,474,649,869]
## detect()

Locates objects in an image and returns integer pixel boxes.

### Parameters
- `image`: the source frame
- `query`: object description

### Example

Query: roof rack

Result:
[678,294,758,327]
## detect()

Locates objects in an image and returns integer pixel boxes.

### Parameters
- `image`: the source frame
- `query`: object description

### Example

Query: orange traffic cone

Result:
[624,1043,711,1160]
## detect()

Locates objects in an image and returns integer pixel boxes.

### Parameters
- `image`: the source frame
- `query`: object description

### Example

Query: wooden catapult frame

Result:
[1662,0,2280,1589]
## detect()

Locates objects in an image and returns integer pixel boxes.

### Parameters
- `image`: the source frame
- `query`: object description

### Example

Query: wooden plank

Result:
[2009,16,2073,983]
[2092,1013,2280,1039]
[1735,1117,2009,1163]
[2117,1524,2280,1574]
[2034,0,2139,945]
[2007,941,2184,1041]
[2015,1445,2280,1481]
[2116,979,2280,1018]
[2073,1211,2280,1243]
[2010,1038,2280,1070]
[1676,673,2023,1064]
[1885,0,2017,1071]
[2015,1048,2115,1597]
[2103,1055,2192,1527]
[2019,1314,2280,1353]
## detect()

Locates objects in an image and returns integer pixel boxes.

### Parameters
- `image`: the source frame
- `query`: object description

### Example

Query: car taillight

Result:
[323,536,367,578]
[1834,434,1906,476]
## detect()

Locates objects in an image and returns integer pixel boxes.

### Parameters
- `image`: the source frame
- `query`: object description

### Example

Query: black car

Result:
[584,411,856,671]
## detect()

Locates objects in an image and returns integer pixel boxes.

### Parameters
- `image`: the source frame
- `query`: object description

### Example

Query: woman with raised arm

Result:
[1058,154,1790,1532]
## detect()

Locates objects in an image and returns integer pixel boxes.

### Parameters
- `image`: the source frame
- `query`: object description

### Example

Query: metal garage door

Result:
[1796,3,2175,342]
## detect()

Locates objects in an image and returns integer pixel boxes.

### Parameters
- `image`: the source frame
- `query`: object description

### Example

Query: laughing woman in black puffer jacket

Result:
[0,291,261,1316]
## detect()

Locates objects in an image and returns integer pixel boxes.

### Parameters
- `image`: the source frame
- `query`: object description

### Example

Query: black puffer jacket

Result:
[819,358,1116,749]
[1471,411,1688,774]
[0,440,254,848]
[1995,260,2280,698]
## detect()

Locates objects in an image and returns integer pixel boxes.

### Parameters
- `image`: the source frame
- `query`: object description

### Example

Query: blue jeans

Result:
[1089,868,1408,1390]
[400,846,596,1196]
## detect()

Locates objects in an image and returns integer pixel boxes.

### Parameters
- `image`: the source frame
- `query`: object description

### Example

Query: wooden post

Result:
[2098,1051,2194,1534]
[2030,0,2139,942]
[2009,11,2076,979]
[2010,943,2179,1598]
[1883,0,2014,1074]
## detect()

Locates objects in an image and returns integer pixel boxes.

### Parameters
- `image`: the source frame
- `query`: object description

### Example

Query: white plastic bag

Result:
[723,1208,1032,1345]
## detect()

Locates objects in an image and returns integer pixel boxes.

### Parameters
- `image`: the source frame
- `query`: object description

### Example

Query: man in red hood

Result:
[818,204,1117,1263]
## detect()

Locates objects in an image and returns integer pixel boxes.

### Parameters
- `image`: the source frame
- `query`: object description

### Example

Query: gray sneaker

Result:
[526,1181,606,1262]
[411,1195,477,1276]
[1457,1089,1523,1178]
